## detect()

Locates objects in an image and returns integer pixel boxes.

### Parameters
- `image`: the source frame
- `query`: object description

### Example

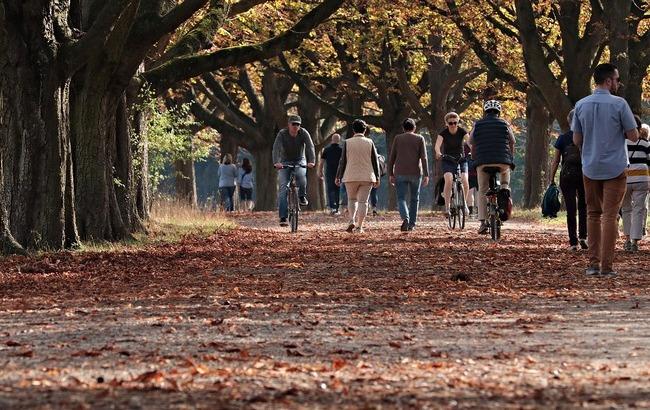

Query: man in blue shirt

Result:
[573,63,639,276]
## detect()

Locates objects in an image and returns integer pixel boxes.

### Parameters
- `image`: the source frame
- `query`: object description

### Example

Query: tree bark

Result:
[251,146,276,211]
[522,88,551,209]
[174,158,198,207]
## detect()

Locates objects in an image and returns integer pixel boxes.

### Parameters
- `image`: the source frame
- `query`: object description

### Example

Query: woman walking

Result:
[238,158,255,212]
[335,119,381,233]
[218,154,237,212]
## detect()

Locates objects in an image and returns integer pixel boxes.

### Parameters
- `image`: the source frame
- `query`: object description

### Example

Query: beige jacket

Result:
[336,134,380,183]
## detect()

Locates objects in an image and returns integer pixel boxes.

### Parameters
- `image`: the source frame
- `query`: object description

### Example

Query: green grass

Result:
[78,199,235,253]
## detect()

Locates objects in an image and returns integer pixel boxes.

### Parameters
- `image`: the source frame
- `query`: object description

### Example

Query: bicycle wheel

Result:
[447,192,454,229]
[489,206,499,241]
[457,184,466,230]
[290,189,299,232]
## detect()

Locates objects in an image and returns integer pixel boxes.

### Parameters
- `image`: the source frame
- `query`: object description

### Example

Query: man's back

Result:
[389,132,428,177]
[322,143,342,176]
[573,89,636,180]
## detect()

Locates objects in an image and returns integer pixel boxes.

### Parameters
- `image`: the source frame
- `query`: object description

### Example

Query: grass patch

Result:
[514,208,566,226]
[79,199,235,252]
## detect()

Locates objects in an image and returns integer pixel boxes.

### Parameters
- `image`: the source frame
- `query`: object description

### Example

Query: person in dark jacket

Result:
[469,100,516,234]
[549,109,588,251]
[318,133,343,215]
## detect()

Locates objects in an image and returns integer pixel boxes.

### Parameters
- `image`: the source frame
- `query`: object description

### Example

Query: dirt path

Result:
[0,212,649,409]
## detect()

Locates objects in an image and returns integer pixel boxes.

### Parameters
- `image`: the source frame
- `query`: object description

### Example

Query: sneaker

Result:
[468,206,474,215]
[354,226,365,233]
[279,217,288,227]
[332,210,340,216]
[407,224,415,231]
[372,209,378,217]
[630,240,639,252]
[579,239,588,250]
[477,221,489,235]
[299,196,308,206]
[600,270,617,276]
[624,239,633,252]
[346,223,355,233]
[569,245,578,251]
[400,219,409,232]
[585,266,600,276]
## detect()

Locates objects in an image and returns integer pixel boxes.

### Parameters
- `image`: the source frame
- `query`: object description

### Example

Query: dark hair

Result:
[242,158,253,174]
[352,119,367,134]
[593,63,617,85]
[403,118,416,131]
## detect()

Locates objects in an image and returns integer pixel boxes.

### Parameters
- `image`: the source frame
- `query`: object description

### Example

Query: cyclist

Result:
[435,112,470,218]
[468,100,516,234]
[273,115,315,227]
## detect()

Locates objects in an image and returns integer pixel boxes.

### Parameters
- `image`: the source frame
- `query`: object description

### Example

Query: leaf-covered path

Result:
[1,212,649,409]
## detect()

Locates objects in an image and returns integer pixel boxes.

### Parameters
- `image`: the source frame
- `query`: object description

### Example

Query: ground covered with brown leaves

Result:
[0,212,649,409]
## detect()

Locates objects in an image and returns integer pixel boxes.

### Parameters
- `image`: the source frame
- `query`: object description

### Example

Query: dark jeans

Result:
[325,175,340,211]
[560,173,587,246]
[278,161,307,219]
[395,175,422,226]
[370,187,378,208]
[219,186,235,212]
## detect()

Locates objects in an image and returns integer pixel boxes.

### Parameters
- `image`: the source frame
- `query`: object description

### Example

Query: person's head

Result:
[242,157,252,173]
[483,100,501,116]
[445,112,460,130]
[222,153,233,165]
[352,119,367,134]
[402,118,416,132]
[331,133,341,144]
[287,114,302,136]
[567,109,575,128]
[634,114,642,130]
[593,63,620,93]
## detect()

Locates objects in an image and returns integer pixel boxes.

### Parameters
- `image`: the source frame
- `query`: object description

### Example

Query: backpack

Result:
[541,183,561,218]
[377,154,387,176]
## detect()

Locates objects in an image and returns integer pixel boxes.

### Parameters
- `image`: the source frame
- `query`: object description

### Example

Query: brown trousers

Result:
[583,173,627,272]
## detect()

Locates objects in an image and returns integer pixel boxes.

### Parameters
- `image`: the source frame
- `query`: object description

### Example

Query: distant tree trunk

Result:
[522,88,551,209]
[251,146,277,211]
[220,135,239,161]
[130,102,150,221]
[385,123,405,211]
[174,158,197,207]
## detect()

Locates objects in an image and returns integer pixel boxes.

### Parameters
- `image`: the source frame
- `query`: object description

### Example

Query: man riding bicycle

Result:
[435,112,470,218]
[469,100,516,234]
[273,115,316,226]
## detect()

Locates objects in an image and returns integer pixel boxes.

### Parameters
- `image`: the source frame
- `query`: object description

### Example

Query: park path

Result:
[0,212,649,409]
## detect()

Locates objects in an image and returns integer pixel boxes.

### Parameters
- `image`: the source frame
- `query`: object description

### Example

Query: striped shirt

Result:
[626,138,650,184]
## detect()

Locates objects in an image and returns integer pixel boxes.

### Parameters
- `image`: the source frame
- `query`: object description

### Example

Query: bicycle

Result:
[280,164,306,233]
[482,167,503,241]
[441,154,466,230]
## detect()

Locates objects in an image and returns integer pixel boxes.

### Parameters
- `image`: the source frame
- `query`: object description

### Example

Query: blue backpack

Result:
[542,183,561,218]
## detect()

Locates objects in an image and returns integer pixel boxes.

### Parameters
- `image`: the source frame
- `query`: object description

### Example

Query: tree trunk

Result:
[174,158,198,207]
[0,6,76,250]
[522,88,551,209]
[220,134,239,161]
[251,146,276,211]
[129,98,151,221]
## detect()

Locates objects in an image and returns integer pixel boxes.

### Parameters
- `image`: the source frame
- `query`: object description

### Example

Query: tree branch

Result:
[143,0,344,92]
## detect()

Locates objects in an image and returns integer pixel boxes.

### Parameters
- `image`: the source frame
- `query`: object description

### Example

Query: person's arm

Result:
[335,141,347,184]
[420,136,429,178]
[434,135,443,159]
[370,142,380,186]
[572,107,583,149]
[317,150,326,179]
[573,132,583,148]
[388,137,398,184]
[272,131,283,167]
[550,149,561,184]
[303,130,316,166]
[626,128,640,143]
[469,129,476,158]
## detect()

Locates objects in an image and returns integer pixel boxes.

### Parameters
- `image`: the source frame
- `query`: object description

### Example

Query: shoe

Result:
[624,239,633,252]
[463,206,470,215]
[477,221,489,235]
[279,217,288,227]
[332,210,340,216]
[400,219,409,232]
[579,239,588,250]
[468,206,474,215]
[372,209,378,216]
[600,270,617,276]
[631,240,639,252]
[444,208,451,218]
[346,223,355,233]
[299,196,308,206]
[585,266,600,276]
[354,226,365,233]
[407,224,415,231]
[569,245,578,251]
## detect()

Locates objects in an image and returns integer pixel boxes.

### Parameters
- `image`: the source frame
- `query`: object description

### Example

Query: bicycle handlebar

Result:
[440,154,462,164]
[279,164,308,169]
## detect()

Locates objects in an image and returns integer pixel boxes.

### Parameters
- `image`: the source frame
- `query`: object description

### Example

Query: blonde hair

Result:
[222,153,233,164]
[444,112,460,122]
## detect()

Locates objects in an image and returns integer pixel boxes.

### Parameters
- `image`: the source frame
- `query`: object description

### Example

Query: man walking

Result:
[318,133,343,215]
[388,118,429,231]
[573,63,639,275]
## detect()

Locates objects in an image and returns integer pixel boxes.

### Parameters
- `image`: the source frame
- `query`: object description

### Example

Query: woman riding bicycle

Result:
[435,112,470,218]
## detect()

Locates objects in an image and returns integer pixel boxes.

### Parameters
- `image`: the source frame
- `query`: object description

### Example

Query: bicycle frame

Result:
[442,155,466,230]
[485,170,502,241]
[281,164,306,233]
